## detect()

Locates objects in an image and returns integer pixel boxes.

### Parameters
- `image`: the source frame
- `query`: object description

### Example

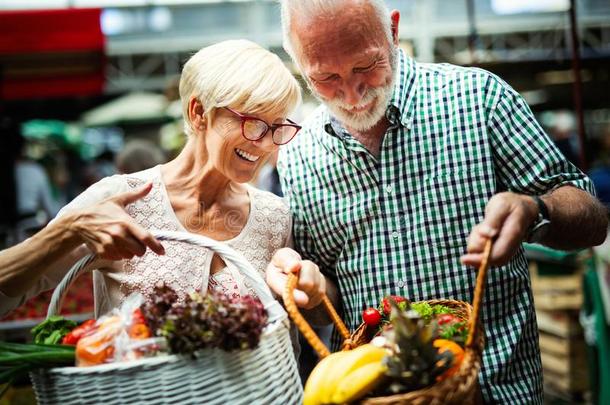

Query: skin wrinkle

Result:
[293,6,397,138]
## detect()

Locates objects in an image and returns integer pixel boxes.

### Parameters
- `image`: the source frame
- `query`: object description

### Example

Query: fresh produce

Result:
[142,284,267,355]
[383,300,453,394]
[363,296,469,345]
[0,341,75,388]
[381,295,408,316]
[62,319,96,345]
[30,316,78,345]
[76,315,123,366]
[433,339,465,381]
[362,308,382,326]
[331,361,387,404]
[303,343,387,405]
[409,302,452,321]
[435,314,468,343]
[75,306,153,367]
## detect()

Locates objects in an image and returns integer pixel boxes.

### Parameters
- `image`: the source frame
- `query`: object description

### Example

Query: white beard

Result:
[309,48,398,132]
[324,84,392,132]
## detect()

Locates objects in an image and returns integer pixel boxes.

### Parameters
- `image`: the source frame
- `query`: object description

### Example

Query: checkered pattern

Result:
[278,49,594,404]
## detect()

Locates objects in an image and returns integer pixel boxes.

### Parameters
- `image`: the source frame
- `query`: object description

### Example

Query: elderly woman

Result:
[0,40,308,316]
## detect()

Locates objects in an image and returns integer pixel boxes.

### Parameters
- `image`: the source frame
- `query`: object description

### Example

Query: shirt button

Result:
[391,231,399,239]
[386,185,393,194]
[398,280,405,288]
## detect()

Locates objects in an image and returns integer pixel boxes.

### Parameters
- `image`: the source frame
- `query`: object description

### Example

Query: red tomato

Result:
[381,295,407,315]
[362,308,382,326]
[437,314,459,325]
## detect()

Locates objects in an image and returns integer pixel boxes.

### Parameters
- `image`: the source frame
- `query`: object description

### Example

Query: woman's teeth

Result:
[235,148,260,162]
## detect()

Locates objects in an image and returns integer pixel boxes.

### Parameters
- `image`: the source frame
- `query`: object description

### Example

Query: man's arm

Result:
[461,186,608,267]
[463,75,608,267]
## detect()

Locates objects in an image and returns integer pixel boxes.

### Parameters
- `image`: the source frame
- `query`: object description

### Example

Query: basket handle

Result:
[46,230,287,324]
[284,238,493,357]
[465,238,492,348]
[283,271,350,358]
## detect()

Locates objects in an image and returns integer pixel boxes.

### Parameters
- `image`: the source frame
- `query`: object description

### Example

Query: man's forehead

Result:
[295,21,386,66]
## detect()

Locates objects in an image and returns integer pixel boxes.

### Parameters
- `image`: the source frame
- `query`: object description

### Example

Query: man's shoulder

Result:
[416,61,506,91]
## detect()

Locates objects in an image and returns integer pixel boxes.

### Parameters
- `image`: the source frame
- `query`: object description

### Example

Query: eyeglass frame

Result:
[223,107,302,145]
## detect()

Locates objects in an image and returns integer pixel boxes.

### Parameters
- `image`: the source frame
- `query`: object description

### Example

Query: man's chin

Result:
[329,107,385,132]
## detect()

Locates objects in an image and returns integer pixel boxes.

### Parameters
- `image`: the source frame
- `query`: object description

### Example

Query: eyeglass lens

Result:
[242,119,297,144]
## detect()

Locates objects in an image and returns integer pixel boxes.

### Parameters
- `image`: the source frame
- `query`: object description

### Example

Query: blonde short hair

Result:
[179,39,301,137]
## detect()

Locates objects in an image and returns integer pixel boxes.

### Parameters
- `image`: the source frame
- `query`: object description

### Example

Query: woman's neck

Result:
[161,138,243,208]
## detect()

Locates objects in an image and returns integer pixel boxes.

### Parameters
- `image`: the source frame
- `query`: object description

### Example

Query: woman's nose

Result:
[252,129,277,150]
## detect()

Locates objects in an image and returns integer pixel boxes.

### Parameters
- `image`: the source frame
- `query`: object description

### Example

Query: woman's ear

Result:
[188,97,206,131]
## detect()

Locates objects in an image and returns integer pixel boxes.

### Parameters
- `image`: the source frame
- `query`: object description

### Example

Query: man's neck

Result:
[346,118,390,158]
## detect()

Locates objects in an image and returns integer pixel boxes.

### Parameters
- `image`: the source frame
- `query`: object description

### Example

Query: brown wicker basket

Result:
[283,240,493,405]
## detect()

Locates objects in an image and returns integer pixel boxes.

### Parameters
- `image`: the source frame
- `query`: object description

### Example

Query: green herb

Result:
[439,321,469,342]
[30,316,78,345]
[410,302,452,321]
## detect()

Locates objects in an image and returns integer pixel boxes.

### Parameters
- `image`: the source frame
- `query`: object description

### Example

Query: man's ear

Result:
[188,97,206,131]
[390,10,400,46]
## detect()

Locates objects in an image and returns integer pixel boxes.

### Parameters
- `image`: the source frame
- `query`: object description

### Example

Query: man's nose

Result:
[340,76,365,106]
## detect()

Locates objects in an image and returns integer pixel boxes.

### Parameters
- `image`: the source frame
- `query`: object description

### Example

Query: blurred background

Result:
[0,1,609,403]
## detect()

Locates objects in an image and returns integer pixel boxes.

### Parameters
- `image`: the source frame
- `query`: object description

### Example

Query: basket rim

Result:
[36,317,289,375]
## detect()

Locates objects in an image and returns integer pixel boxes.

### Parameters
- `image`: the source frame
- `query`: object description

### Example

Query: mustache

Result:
[327,87,381,111]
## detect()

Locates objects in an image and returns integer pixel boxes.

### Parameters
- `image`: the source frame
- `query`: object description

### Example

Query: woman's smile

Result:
[234,148,261,163]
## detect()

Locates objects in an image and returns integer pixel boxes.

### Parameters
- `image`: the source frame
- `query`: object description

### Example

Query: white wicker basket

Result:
[30,230,303,405]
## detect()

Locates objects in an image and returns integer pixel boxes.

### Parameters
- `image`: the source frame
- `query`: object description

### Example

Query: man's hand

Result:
[266,248,326,309]
[461,192,538,267]
[68,182,165,260]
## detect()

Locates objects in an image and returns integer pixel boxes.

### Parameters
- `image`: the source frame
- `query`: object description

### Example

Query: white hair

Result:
[179,39,301,137]
[279,0,392,63]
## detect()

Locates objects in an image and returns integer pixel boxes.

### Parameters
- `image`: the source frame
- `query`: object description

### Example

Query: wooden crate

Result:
[536,310,582,338]
[539,331,589,393]
[530,262,583,310]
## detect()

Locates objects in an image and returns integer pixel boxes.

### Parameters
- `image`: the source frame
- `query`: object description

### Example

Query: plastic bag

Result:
[76,293,164,367]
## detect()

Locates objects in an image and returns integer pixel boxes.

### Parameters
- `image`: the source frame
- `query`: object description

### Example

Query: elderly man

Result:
[265,0,608,403]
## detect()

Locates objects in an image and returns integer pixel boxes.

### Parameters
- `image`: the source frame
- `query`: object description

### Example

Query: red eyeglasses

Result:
[224,107,301,145]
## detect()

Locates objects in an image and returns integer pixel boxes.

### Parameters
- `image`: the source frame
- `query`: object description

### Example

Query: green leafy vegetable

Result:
[31,316,78,345]
[410,302,452,321]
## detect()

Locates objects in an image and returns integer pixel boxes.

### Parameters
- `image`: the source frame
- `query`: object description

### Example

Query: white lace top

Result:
[0,166,292,317]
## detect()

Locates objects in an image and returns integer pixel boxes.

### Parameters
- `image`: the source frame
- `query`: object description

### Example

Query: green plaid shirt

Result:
[278,49,594,403]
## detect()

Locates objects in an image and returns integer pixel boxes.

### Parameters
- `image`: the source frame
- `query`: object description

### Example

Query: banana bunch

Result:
[303,344,388,405]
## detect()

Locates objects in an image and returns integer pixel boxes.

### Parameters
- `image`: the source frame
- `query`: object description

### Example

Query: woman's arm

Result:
[0,183,164,306]
[0,212,83,297]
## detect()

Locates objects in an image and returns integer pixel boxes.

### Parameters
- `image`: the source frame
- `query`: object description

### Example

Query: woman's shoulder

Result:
[119,166,162,188]
[55,167,162,218]
[248,185,290,216]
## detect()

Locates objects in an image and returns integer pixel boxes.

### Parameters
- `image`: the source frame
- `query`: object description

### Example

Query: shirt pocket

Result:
[417,169,490,248]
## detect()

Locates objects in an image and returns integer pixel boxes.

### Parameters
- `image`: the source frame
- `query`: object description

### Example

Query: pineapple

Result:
[382,299,454,394]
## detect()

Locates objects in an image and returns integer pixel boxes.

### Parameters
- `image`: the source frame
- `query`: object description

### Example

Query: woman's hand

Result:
[68,182,165,261]
[266,248,326,309]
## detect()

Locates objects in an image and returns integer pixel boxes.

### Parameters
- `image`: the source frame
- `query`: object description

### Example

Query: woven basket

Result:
[30,230,303,405]
[284,240,493,405]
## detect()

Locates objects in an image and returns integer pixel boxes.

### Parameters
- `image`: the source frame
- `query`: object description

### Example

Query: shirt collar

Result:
[322,47,418,139]
[388,48,418,130]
